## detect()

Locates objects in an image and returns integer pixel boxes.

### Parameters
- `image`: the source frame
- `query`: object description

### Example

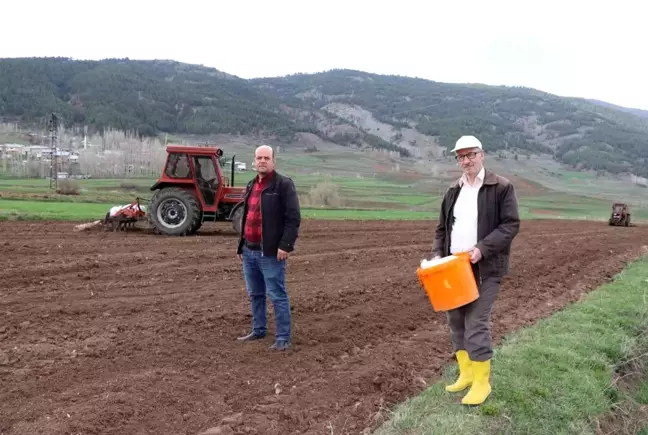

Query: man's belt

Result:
[245,240,262,250]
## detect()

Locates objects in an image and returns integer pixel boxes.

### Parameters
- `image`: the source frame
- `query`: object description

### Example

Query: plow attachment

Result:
[73,198,148,232]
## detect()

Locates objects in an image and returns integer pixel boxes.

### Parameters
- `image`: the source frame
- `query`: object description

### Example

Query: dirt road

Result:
[1,219,646,435]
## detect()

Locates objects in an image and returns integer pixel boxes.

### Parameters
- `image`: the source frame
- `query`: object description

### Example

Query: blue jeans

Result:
[242,245,291,342]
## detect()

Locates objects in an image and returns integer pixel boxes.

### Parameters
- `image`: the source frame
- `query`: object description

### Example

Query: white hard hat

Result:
[451,135,483,153]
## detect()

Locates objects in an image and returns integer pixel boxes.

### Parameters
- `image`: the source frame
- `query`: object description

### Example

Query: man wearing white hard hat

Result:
[431,135,520,405]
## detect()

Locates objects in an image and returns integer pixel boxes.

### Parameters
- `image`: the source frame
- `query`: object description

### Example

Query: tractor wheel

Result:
[192,219,203,234]
[148,187,202,236]
[231,205,244,235]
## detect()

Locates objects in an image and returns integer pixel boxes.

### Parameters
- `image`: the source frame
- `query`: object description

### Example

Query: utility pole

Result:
[48,113,59,189]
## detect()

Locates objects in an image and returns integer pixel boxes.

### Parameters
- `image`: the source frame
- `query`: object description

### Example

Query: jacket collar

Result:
[450,167,498,188]
[256,170,275,185]
[248,170,278,188]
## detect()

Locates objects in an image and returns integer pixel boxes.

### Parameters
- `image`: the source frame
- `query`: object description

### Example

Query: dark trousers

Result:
[446,265,501,361]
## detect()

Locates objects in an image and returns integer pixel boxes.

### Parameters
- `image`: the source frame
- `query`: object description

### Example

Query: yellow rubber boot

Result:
[461,359,492,405]
[445,350,473,393]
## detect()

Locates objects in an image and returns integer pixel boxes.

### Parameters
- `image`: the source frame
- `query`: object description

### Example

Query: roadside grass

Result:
[374,253,648,435]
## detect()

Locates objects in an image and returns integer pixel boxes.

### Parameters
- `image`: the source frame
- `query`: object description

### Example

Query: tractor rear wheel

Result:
[231,205,244,235]
[149,187,202,236]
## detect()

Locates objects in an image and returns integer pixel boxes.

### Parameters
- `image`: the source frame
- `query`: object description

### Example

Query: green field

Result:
[488,157,648,207]
[3,136,647,223]
[1,172,646,223]
[0,198,439,222]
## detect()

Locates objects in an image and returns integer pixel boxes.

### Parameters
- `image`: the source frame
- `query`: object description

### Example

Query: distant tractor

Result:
[147,145,246,236]
[608,202,631,226]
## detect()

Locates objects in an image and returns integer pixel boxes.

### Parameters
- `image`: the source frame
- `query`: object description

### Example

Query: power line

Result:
[48,113,59,190]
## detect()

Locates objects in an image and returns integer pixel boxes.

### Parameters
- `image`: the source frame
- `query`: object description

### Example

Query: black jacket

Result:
[236,171,301,257]
[431,169,520,280]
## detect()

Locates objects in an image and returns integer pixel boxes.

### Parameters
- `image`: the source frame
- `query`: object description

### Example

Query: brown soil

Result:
[1,219,647,435]
[0,191,63,201]
[441,170,547,196]
[594,357,648,435]
[502,174,548,195]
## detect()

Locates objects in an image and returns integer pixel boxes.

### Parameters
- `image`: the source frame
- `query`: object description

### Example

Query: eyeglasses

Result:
[455,151,480,161]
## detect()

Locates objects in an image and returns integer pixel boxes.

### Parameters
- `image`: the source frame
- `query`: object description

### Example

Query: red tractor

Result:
[147,145,247,236]
[608,202,632,227]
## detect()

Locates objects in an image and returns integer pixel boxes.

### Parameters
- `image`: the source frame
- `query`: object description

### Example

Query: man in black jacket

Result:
[236,145,301,351]
[431,135,520,405]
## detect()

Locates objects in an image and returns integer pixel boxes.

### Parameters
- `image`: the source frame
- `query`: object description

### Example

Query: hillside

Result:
[586,99,648,119]
[252,70,648,177]
[0,57,305,138]
[1,57,648,177]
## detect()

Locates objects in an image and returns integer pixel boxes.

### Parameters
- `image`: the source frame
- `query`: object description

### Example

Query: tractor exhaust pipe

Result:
[231,154,236,187]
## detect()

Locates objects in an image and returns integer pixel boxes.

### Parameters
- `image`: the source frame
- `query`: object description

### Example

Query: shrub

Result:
[56,179,80,195]
[119,181,139,191]
[304,181,343,207]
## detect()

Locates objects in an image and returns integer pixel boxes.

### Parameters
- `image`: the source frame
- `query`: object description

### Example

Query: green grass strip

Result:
[0,200,113,221]
[0,199,437,222]
[374,253,648,435]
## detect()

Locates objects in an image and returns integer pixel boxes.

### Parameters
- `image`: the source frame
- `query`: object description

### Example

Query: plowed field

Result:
[1,219,647,435]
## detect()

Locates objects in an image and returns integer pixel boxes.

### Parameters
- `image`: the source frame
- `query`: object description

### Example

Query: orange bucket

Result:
[416,252,479,312]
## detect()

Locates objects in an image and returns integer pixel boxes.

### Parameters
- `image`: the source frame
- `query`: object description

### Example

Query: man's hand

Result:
[469,247,482,263]
[432,255,441,260]
[237,253,242,262]
[277,249,289,261]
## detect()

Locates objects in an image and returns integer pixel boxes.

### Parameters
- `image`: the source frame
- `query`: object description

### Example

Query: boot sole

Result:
[461,388,491,405]
[445,384,472,393]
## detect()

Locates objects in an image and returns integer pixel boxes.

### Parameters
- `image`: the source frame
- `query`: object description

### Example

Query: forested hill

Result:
[0,57,306,137]
[586,99,648,119]
[1,57,648,177]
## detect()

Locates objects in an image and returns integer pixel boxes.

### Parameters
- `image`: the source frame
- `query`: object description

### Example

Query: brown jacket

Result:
[431,169,520,281]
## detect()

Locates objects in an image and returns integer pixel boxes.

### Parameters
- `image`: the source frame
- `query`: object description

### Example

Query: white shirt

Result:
[450,167,484,254]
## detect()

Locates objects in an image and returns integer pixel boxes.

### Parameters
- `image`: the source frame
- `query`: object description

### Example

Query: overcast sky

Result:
[2,0,646,109]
